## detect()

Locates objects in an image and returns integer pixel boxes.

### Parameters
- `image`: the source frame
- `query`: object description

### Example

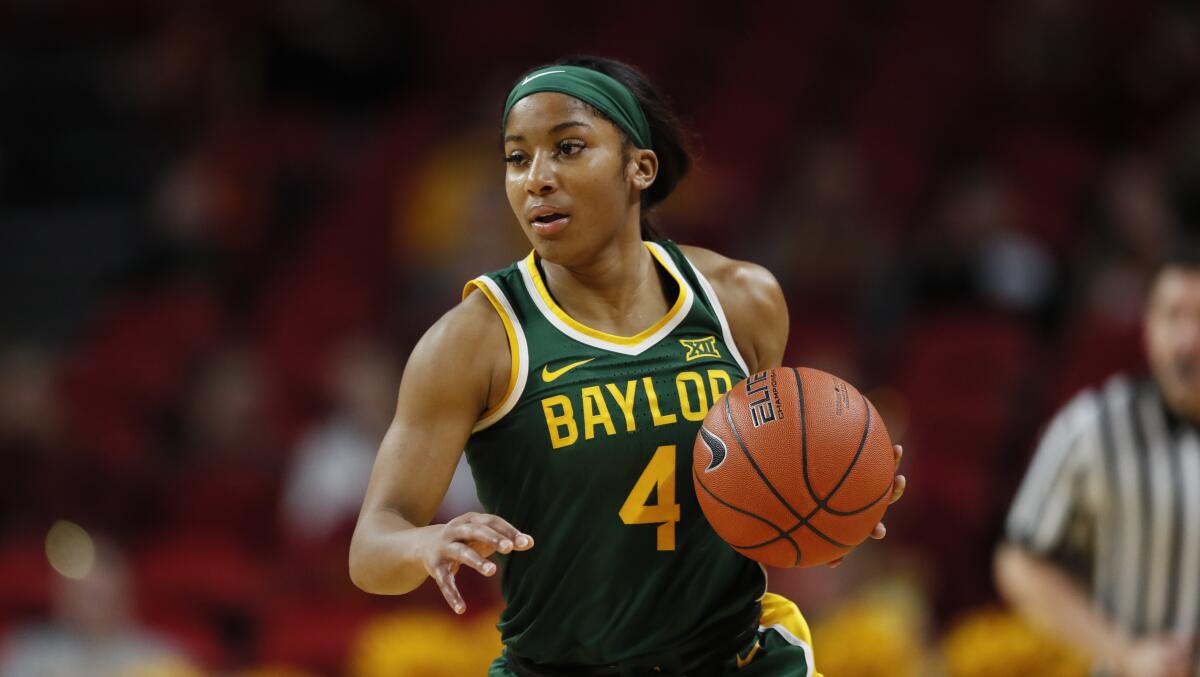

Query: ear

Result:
[628,148,659,193]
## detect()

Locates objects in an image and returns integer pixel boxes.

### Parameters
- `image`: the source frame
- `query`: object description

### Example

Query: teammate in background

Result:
[997,241,1200,677]
[350,57,904,676]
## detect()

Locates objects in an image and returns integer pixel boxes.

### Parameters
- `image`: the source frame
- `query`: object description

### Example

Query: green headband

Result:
[503,65,652,150]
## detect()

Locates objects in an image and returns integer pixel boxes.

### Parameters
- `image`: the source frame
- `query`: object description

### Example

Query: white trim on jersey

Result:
[758,623,816,677]
[678,254,751,377]
[465,275,530,432]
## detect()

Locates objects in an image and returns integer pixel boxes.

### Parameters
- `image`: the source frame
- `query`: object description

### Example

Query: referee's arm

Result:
[995,545,1127,668]
[994,392,1129,672]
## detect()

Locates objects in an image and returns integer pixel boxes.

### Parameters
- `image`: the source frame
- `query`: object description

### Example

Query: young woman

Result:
[349,56,905,677]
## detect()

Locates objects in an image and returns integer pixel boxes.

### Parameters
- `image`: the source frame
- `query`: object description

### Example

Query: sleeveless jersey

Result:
[462,240,766,666]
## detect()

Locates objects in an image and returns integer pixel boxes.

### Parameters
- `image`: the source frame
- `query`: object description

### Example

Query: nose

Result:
[524,150,557,196]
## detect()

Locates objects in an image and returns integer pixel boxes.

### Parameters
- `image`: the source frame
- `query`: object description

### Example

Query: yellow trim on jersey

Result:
[522,242,688,347]
[463,279,520,424]
[760,592,813,645]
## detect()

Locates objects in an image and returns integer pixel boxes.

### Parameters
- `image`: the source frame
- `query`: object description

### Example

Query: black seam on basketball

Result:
[724,392,808,526]
[820,393,873,505]
[692,465,801,564]
[817,393,893,515]
[792,368,823,516]
[728,503,852,551]
[818,481,893,516]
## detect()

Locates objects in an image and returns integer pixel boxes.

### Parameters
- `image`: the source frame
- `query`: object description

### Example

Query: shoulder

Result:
[677,244,785,314]
[1057,373,1136,431]
[677,244,788,371]
[1035,382,1110,458]
[406,287,509,399]
[424,288,508,357]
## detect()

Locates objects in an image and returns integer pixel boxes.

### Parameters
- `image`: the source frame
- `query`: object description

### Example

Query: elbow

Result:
[347,540,375,593]
[347,531,422,596]
[347,530,392,594]
[993,542,1034,608]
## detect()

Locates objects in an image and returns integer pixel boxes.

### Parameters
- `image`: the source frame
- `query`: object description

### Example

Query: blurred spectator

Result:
[281,335,398,544]
[908,166,1056,315]
[0,345,80,539]
[280,332,483,543]
[758,135,881,303]
[0,541,193,677]
[161,345,280,544]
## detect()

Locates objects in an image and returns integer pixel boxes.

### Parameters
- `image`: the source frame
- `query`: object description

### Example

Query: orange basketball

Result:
[692,367,895,568]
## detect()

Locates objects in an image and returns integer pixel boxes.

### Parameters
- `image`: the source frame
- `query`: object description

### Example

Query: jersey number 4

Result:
[619,445,681,551]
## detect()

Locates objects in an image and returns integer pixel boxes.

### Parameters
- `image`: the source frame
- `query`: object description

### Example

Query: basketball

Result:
[692,367,895,568]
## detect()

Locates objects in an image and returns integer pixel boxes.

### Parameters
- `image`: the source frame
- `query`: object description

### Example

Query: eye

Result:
[504,151,528,166]
[556,140,585,157]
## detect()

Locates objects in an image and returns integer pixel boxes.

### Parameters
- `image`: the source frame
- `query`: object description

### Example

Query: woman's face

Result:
[503,92,653,264]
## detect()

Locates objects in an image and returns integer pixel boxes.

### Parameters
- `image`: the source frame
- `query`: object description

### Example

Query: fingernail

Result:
[515,535,530,547]
[484,563,496,575]
[455,604,464,614]
[499,539,513,552]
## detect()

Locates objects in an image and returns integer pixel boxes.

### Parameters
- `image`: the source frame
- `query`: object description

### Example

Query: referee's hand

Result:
[827,444,906,569]
[1117,636,1191,677]
[419,512,534,614]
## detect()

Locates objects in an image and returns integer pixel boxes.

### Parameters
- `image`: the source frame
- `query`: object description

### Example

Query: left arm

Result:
[681,244,906,562]
[677,245,788,372]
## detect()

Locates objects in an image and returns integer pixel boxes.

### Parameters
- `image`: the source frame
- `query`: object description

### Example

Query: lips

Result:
[527,205,571,236]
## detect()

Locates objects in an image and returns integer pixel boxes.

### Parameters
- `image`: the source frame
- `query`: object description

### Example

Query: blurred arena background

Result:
[2,0,1199,675]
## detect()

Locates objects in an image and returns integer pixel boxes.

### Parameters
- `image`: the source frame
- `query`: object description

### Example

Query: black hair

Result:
[509,56,693,241]
[1158,234,1200,273]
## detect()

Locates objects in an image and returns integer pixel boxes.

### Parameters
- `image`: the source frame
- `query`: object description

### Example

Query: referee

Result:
[997,241,1200,677]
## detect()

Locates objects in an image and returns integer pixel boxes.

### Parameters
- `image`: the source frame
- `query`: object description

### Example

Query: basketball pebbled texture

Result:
[692,367,895,568]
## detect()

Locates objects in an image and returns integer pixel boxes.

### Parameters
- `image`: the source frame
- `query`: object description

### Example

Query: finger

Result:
[431,562,466,614]
[890,475,907,505]
[446,542,497,578]
[893,444,903,466]
[472,514,534,550]
[870,522,887,540]
[449,523,512,554]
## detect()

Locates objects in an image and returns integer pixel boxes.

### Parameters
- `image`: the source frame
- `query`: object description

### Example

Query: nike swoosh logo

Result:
[542,358,595,383]
[521,69,565,86]
[736,640,761,668]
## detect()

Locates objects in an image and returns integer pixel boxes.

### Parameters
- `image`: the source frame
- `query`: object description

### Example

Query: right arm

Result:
[994,544,1128,670]
[348,291,532,612]
[995,545,1191,677]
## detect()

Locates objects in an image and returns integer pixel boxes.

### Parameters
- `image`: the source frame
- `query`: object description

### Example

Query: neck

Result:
[1165,396,1200,428]
[542,230,655,311]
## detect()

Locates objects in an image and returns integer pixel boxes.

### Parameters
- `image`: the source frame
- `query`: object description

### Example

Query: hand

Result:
[419,512,533,614]
[1117,636,1192,677]
[828,444,906,568]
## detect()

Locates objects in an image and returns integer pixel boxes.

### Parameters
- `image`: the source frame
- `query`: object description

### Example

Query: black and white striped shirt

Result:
[1006,374,1200,675]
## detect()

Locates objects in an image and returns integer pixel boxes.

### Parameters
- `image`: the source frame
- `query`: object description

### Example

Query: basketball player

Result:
[350,57,905,676]
[998,241,1200,677]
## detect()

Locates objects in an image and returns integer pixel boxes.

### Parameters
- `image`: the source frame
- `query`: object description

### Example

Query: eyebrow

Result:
[503,119,592,143]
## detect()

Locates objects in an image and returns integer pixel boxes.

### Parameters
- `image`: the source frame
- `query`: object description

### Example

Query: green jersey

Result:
[463,240,766,666]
